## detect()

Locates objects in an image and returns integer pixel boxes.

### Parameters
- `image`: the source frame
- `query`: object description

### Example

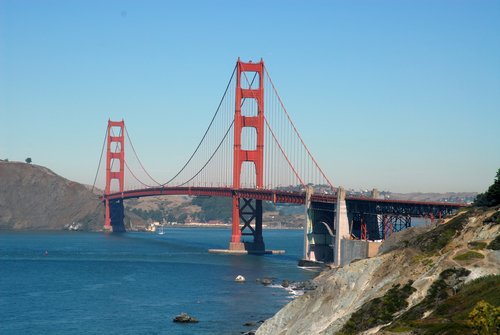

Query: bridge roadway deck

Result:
[103,186,465,216]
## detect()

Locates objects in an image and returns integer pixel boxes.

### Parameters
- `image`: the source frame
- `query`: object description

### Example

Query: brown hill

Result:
[0,161,104,230]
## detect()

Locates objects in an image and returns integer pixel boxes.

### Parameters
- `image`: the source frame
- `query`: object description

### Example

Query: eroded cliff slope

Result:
[257,207,500,335]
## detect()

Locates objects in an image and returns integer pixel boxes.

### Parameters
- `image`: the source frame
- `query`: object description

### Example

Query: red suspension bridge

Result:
[93,59,464,263]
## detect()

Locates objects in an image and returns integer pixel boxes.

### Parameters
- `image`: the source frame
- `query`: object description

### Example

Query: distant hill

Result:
[387,192,476,203]
[0,161,105,230]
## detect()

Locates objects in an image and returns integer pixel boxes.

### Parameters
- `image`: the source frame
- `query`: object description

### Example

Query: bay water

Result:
[0,228,315,334]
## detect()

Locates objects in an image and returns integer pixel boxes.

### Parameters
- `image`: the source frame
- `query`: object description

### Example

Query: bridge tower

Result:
[230,58,265,252]
[104,119,126,232]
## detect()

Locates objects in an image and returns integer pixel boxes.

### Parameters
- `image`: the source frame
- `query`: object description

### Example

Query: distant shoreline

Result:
[154,223,303,230]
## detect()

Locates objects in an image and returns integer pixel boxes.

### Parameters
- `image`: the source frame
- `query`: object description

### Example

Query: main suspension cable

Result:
[124,125,162,186]
[175,69,258,187]
[241,70,306,188]
[162,65,237,186]
[264,65,335,190]
[91,126,108,193]
[179,121,235,187]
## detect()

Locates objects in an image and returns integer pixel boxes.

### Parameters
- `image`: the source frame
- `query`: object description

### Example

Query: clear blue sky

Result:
[1,0,499,193]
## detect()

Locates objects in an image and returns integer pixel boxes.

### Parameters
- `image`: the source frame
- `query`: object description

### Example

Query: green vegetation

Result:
[468,241,488,250]
[386,272,500,335]
[128,207,165,222]
[387,268,470,332]
[487,235,500,250]
[413,213,468,253]
[411,253,435,268]
[177,213,188,223]
[25,157,32,164]
[474,168,500,207]
[191,197,276,223]
[485,211,500,225]
[468,300,500,335]
[338,281,416,335]
[191,196,232,222]
[453,251,485,262]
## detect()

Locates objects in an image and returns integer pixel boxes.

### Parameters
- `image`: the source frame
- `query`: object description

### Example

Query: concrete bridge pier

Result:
[333,187,350,266]
[212,198,283,255]
[301,187,372,267]
[303,186,314,261]
[301,186,338,265]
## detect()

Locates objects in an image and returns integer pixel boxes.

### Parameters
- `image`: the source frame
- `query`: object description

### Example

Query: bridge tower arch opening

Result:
[104,119,126,232]
[230,58,266,252]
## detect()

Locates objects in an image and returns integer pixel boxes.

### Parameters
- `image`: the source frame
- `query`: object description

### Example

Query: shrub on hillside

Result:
[467,300,500,335]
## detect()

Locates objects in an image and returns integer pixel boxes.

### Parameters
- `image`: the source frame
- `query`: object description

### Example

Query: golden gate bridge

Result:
[92,58,464,264]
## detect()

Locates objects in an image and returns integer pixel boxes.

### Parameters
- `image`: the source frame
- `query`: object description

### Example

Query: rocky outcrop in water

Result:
[173,312,199,323]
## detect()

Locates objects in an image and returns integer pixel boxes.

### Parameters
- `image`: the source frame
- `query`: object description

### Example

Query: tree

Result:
[474,168,500,207]
[467,300,500,335]
[177,213,188,223]
[25,157,32,164]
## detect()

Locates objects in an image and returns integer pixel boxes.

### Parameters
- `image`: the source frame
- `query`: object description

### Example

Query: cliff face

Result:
[256,207,500,335]
[0,161,104,230]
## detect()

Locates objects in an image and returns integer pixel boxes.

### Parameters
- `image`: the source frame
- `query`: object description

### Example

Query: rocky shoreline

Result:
[255,207,500,335]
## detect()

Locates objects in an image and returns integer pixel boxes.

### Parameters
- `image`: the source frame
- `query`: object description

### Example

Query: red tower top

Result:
[105,119,125,195]
[233,59,265,189]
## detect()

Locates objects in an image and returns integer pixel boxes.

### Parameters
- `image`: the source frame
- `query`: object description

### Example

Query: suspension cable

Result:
[263,65,335,190]
[91,126,108,193]
[241,70,306,188]
[124,160,156,188]
[173,69,258,186]
[179,121,234,187]
[124,125,162,186]
[162,64,237,186]
[263,115,306,188]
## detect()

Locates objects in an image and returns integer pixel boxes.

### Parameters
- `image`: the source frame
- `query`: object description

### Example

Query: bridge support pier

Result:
[229,198,265,253]
[303,187,315,261]
[300,188,336,266]
[104,199,126,232]
[334,187,350,266]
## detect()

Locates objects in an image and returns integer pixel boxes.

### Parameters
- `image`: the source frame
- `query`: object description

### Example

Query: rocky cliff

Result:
[0,161,105,230]
[256,207,500,335]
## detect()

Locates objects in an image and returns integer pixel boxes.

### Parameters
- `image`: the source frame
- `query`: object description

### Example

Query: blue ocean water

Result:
[0,229,315,334]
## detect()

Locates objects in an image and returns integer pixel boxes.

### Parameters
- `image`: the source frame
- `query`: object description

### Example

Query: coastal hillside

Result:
[0,161,105,230]
[256,206,500,335]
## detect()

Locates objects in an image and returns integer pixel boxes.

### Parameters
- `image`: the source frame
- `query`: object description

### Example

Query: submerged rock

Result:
[258,278,273,286]
[173,312,199,323]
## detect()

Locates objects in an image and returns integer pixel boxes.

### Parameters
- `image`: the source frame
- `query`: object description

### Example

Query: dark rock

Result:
[241,331,256,335]
[291,280,317,291]
[173,312,199,323]
[297,259,325,268]
[243,321,257,327]
[281,279,290,288]
[259,278,273,286]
